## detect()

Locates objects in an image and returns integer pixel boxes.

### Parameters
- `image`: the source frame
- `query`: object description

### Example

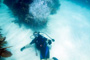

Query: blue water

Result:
[0,0,90,60]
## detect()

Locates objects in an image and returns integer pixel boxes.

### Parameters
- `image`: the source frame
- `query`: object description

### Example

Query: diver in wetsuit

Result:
[21,31,54,60]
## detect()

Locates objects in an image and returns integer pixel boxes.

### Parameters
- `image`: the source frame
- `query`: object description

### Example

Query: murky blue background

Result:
[0,0,90,60]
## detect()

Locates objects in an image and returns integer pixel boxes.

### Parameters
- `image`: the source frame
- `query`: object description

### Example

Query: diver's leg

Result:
[52,57,58,60]
[40,50,44,60]
[40,46,50,60]
[45,46,50,59]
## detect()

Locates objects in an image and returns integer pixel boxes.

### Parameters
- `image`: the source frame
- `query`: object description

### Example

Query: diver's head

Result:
[33,31,40,37]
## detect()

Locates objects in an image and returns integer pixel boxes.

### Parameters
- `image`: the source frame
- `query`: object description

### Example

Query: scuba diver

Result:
[20,31,57,60]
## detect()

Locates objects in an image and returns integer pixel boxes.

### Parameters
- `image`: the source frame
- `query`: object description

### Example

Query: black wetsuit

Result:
[30,34,50,59]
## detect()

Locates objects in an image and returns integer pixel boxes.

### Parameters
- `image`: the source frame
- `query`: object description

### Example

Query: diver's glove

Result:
[20,46,25,51]
[48,39,55,45]
[48,40,52,45]
[52,39,55,42]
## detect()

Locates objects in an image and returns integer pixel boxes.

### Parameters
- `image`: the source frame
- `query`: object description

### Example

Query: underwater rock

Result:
[4,0,60,30]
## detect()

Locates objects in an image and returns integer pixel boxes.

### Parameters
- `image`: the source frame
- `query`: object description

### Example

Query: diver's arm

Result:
[20,39,35,51]
[20,44,32,51]
[29,39,36,45]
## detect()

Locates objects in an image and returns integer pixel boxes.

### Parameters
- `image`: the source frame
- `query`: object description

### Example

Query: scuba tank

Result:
[30,32,55,42]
